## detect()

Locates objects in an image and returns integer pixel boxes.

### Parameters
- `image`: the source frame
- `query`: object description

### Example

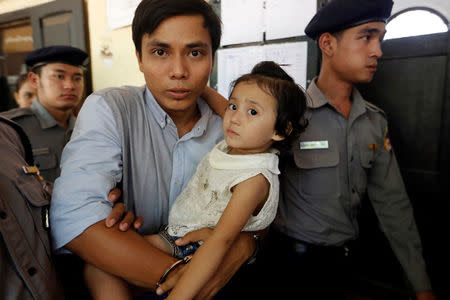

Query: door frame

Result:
[0,0,86,50]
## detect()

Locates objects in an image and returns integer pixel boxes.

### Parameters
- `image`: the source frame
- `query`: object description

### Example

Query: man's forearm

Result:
[66,220,177,288]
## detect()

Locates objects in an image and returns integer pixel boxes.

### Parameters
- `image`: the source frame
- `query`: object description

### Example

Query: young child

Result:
[13,73,36,108]
[86,61,307,300]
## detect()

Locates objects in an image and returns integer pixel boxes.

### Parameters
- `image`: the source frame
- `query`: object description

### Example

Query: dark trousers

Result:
[251,229,411,300]
[54,254,92,300]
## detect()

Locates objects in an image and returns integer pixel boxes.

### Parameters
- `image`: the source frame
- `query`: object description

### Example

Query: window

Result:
[385,9,448,40]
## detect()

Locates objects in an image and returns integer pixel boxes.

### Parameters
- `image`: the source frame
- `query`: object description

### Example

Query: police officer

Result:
[1,45,88,182]
[263,0,436,299]
[0,116,65,300]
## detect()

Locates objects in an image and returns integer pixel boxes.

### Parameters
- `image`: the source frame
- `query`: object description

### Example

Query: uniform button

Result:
[0,211,6,219]
[28,267,37,276]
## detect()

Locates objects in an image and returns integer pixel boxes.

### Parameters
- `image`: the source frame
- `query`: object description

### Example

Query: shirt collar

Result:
[30,99,76,130]
[30,99,58,129]
[144,86,212,137]
[145,87,168,129]
[305,78,328,109]
[349,87,367,121]
[306,77,367,118]
[67,114,76,131]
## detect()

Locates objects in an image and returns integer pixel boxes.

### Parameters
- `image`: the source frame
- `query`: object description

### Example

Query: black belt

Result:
[270,229,355,258]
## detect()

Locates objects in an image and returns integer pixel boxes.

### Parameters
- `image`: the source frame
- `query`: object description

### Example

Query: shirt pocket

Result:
[292,146,340,197]
[32,147,57,171]
[14,174,52,255]
[16,173,50,207]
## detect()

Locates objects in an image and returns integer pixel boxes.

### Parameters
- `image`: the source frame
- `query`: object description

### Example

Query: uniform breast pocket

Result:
[292,147,340,197]
[32,148,57,171]
[15,174,51,236]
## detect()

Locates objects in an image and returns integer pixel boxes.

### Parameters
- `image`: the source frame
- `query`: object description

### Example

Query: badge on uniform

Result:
[22,165,43,180]
[300,140,329,150]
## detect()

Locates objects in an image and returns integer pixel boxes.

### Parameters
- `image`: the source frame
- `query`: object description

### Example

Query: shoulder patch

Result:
[364,100,386,118]
[0,107,34,120]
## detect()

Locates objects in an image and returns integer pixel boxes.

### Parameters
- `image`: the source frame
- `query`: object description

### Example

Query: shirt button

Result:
[350,156,354,162]
[175,180,180,185]
[352,188,356,194]
[28,267,37,276]
[0,211,6,219]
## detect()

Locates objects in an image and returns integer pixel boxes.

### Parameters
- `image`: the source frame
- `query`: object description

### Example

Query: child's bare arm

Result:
[202,86,228,118]
[166,174,270,300]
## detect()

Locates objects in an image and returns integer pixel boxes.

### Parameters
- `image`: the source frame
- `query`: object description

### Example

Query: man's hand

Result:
[106,188,143,231]
[416,291,437,300]
[156,230,255,299]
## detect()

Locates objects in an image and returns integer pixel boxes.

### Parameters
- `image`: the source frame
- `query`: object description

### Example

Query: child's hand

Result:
[175,227,213,246]
[155,263,188,296]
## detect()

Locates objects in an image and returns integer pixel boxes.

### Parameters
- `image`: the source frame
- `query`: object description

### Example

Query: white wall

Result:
[86,0,145,91]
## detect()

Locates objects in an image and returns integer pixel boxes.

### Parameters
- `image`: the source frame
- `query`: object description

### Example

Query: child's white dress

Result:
[167,140,280,237]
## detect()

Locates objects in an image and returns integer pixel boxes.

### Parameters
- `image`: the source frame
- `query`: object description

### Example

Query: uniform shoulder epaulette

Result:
[364,100,386,118]
[0,107,34,120]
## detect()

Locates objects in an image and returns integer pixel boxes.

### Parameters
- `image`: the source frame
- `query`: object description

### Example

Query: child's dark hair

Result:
[132,0,222,58]
[15,73,29,92]
[230,61,308,151]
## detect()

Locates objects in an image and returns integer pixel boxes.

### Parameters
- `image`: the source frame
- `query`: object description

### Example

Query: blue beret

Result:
[305,0,393,40]
[25,45,89,68]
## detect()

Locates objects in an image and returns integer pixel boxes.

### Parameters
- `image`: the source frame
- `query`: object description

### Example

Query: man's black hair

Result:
[132,0,222,57]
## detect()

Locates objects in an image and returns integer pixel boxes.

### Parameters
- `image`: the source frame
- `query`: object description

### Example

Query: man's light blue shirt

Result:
[50,86,223,250]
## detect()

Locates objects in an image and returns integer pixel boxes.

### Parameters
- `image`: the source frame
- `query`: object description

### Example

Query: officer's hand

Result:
[416,291,437,300]
[175,228,213,246]
[106,188,143,231]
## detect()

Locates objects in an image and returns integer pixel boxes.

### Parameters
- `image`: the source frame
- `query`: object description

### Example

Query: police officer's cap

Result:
[305,0,394,40]
[25,45,89,69]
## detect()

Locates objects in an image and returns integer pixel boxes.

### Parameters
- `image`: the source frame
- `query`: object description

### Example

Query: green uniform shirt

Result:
[1,100,75,182]
[275,78,431,292]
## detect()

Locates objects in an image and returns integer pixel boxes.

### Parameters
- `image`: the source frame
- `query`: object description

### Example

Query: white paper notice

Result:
[106,0,141,30]
[217,42,307,97]
[262,42,308,89]
[221,0,264,46]
[217,46,264,96]
[265,0,316,40]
